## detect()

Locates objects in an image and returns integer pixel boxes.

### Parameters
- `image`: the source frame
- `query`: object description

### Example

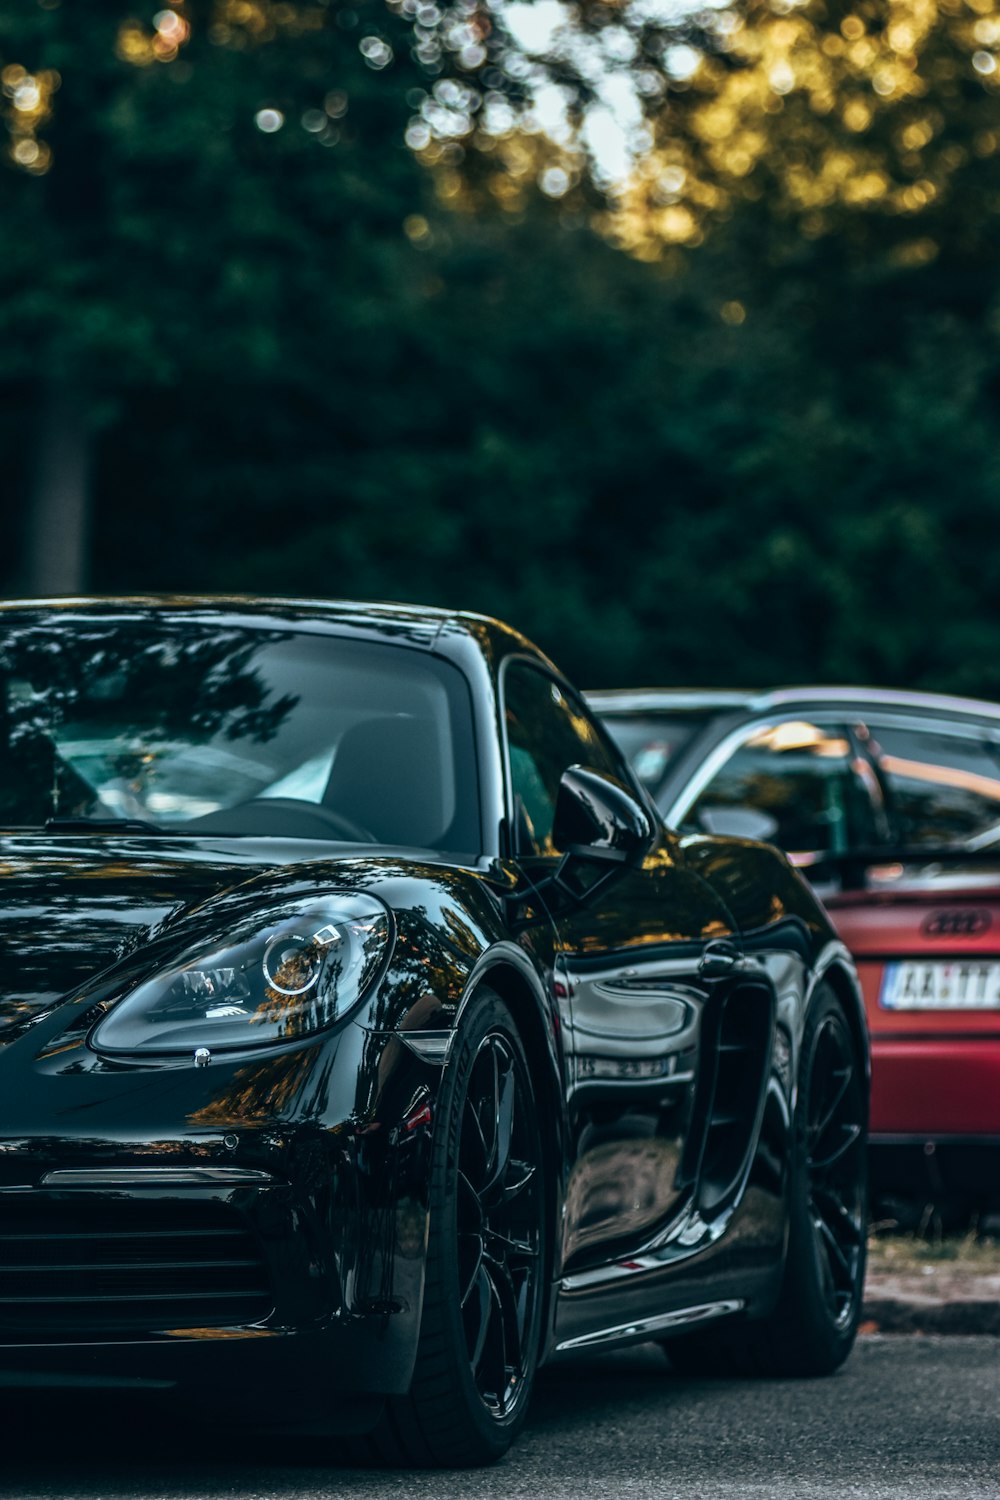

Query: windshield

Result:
[0,612,480,852]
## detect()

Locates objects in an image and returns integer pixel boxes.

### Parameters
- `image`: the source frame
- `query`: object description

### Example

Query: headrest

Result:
[323,716,445,847]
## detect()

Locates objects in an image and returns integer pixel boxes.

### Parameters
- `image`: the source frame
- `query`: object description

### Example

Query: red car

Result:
[589,686,1000,1206]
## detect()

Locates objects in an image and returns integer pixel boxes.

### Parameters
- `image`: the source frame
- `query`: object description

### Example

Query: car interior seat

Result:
[323,715,445,847]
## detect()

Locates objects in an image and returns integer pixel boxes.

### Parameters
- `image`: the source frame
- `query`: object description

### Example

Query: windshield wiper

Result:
[43,817,165,835]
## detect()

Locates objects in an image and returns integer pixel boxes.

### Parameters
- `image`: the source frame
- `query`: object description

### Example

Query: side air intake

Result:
[678,980,775,1220]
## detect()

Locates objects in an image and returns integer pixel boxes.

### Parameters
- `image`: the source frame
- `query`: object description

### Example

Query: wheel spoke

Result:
[809,1123,862,1173]
[810,1063,852,1146]
[482,1050,515,1201]
[497,1157,536,1205]
[456,1169,481,1224]
[488,1257,524,1395]
[481,1044,501,1171]
[476,1270,509,1405]
[465,1264,493,1373]
[458,1230,485,1308]
[486,1228,539,1261]
[813,1182,864,1246]
[811,1208,841,1306]
[813,1205,851,1280]
[461,1092,490,1186]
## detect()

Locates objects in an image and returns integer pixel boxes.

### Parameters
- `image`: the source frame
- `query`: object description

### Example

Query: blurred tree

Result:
[609,0,1000,265]
[458,0,1000,270]
[368,0,1000,694]
[0,0,480,593]
[6,0,1000,700]
[86,193,1000,698]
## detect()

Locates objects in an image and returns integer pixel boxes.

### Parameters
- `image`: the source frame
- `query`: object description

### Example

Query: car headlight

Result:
[91,894,391,1056]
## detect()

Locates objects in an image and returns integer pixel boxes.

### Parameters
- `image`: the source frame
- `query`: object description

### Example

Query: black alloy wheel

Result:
[360,989,546,1466]
[664,983,867,1378]
[805,1006,866,1333]
[456,1030,543,1420]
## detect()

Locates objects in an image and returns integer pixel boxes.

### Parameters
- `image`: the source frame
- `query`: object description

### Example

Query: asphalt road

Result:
[2,1337,998,1500]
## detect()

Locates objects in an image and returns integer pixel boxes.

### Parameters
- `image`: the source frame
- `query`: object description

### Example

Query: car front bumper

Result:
[0,1026,440,1404]
[0,1158,428,1402]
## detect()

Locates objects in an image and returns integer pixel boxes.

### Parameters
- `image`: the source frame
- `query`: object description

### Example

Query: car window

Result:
[864,720,1000,847]
[504,663,627,856]
[599,712,721,796]
[681,720,883,855]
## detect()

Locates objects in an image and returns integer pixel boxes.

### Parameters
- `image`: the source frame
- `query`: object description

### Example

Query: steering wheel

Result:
[183,797,376,842]
[249,798,377,842]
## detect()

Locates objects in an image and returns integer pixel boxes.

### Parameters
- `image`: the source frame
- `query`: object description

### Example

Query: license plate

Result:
[880,960,1000,1010]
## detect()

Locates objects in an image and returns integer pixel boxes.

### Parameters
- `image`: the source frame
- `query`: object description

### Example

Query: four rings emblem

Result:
[921,909,993,938]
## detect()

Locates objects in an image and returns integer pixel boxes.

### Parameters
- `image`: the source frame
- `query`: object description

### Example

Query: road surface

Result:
[2,1336,997,1499]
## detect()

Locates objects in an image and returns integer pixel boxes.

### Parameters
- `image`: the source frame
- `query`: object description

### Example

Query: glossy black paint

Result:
[0,598,864,1419]
[551,766,654,865]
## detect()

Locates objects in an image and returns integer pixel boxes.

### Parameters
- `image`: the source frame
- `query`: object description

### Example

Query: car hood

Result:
[0,833,459,1043]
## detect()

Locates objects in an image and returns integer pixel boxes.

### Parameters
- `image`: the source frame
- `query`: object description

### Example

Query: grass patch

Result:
[868,1224,1000,1272]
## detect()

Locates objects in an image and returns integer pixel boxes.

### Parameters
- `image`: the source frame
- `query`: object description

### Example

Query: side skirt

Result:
[552,1298,744,1355]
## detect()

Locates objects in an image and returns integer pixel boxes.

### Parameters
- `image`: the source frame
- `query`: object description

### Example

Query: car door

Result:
[501,659,743,1273]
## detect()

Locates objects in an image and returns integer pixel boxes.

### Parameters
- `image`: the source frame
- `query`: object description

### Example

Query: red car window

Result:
[865,720,1000,847]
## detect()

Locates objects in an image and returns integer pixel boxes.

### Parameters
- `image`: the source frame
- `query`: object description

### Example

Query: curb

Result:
[862,1266,1000,1333]
[862,1296,1000,1335]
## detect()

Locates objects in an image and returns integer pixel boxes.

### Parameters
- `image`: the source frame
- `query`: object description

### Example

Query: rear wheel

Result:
[665,983,867,1378]
[360,989,546,1465]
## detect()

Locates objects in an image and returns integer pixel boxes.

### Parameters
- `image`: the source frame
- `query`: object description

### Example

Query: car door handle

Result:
[699,939,742,980]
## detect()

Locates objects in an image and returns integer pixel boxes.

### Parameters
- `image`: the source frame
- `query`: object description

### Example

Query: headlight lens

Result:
[91,894,391,1056]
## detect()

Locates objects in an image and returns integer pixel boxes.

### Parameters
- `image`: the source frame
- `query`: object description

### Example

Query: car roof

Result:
[586,688,757,713]
[0,594,478,639]
[0,595,554,669]
[586,684,1000,725]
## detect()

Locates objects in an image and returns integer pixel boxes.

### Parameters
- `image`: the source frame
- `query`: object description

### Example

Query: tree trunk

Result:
[24,380,92,596]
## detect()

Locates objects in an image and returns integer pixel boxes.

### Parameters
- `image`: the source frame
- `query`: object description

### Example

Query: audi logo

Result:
[921,909,993,938]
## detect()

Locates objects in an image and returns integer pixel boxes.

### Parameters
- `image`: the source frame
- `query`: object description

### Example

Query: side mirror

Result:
[552,766,654,866]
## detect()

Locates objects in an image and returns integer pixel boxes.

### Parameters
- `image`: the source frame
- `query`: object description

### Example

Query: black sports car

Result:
[0,600,868,1465]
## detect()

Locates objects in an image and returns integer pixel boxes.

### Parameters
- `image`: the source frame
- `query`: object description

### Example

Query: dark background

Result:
[3,0,999,692]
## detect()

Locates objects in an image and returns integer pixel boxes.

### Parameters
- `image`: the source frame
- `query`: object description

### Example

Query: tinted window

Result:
[866,720,1000,846]
[0,613,480,851]
[684,721,882,854]
[505,664,626,856]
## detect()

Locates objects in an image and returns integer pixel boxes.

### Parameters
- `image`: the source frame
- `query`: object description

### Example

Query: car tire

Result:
[356,988,546,1466]
[664,982,867,1378]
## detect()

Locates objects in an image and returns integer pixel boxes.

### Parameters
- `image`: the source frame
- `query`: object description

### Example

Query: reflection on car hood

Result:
[0,834,457,1042]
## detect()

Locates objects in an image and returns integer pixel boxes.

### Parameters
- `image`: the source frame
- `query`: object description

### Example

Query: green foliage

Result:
[4,1,1000,702]
[0,0,437,379]
[87,203,1000,699]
